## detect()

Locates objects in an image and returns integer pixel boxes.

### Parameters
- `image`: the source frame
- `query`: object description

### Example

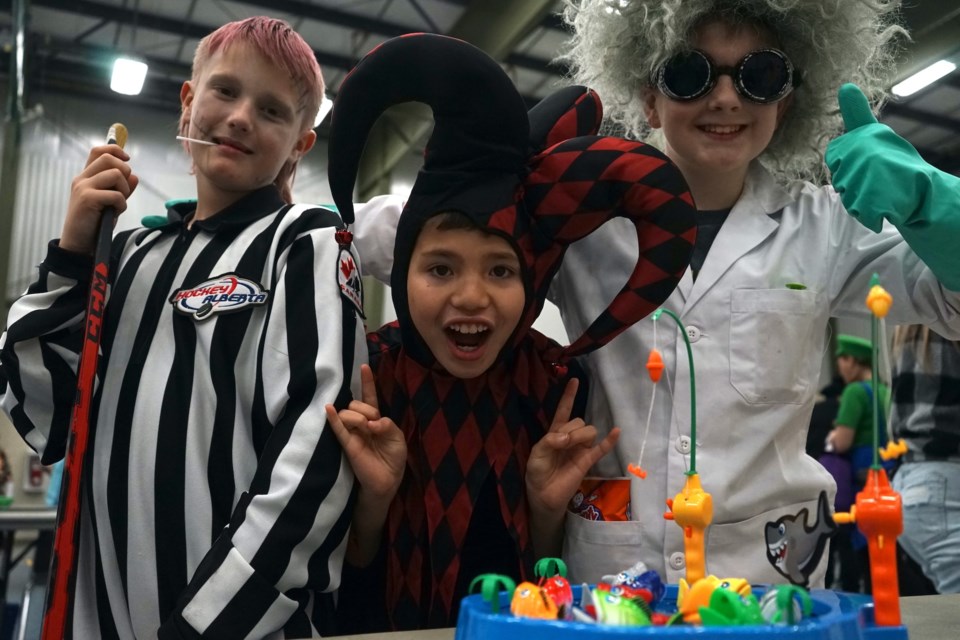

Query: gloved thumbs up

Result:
[827,83,960,290]
[837,83,877,131]
[826,83,890,231]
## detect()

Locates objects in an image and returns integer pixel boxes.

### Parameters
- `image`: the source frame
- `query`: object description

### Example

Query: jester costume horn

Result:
[328,33,696,630]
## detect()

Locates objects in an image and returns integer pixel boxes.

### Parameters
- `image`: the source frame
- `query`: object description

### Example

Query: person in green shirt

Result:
[827,334,890,474]
[824,334,891,591]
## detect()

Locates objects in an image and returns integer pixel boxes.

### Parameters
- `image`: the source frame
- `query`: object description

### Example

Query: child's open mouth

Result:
[445,323,491,353]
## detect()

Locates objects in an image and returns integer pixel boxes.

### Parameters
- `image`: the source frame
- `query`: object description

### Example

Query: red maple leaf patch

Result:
[340,255,356,280]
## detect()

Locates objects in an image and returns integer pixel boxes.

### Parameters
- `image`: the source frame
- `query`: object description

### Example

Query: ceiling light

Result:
[314,94,333,128]
[110,57,148,95]
[892,60,956,97]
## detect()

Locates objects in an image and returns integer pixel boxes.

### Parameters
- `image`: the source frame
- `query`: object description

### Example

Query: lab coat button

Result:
[686,326,701,342]
[676,435,692,454]
[669,552,686,569]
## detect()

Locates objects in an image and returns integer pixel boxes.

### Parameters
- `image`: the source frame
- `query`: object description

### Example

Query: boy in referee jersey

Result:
[0,16,375,639]
[322,34,695,632]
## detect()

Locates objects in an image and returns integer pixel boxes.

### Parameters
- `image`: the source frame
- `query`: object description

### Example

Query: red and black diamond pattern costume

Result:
[327,34,697,631]
[361,323,587,630]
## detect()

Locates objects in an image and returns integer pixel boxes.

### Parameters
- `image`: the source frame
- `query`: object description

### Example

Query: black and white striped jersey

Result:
[0,186,364,639]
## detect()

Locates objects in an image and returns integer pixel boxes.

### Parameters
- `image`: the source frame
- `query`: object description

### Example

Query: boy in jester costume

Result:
[323,34,697,631]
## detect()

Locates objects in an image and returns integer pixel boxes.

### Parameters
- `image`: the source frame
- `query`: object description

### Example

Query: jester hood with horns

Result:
[328,33,696,631]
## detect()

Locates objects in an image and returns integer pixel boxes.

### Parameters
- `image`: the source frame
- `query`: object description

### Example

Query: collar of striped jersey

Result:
[328,33,697,368]
[145,185,286,231]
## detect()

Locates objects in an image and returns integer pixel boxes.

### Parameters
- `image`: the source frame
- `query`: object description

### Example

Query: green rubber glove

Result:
[826,83,960,290]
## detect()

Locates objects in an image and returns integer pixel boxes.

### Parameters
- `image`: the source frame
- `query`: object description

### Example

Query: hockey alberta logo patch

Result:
[170,274,269,320]
[338,249,364,316]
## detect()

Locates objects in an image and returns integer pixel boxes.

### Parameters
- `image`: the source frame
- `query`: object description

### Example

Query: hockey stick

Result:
[42,123,129,639]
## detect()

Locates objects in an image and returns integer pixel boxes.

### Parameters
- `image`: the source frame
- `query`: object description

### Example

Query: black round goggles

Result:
[656,48,801,104]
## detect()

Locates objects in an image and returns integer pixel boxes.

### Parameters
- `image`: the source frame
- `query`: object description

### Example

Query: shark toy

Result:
[764,491,837,586]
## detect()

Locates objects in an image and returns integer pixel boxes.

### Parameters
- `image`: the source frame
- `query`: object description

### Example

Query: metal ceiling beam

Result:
[355,0,558,200]
[8,0,567,118]
[24,0,562,75]
[882,102,960,135]
[25,0,359,71]
[3,31,544,126]
[435,0,567,31]
[230,0,413,38]
[14,0,566,75]
[35,36,192,80]
[35,0,960,88]
[228,0,560,74]
[892,5,960,82]
[30,0,212,40]
[1,37,544,136]
[446,0,555,56]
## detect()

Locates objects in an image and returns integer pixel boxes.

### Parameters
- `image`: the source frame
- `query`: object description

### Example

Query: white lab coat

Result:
[551,162,960,587]
[351,162,960,587]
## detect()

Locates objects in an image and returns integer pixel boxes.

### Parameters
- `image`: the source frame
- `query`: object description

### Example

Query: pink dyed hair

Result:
[180,16,324,203]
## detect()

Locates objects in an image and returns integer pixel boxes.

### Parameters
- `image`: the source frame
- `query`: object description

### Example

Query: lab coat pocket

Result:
[706,500,829,587]
[729,288,818,405]
[562,514,646,584]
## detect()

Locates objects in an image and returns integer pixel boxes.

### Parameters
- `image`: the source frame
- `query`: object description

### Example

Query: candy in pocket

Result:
[569,477,631,521]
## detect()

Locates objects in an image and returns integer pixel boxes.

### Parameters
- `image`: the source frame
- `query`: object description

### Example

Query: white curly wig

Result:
[561,0,907,183]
